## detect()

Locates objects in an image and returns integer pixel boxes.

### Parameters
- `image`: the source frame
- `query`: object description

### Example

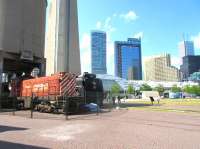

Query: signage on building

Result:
[20,50,33,61]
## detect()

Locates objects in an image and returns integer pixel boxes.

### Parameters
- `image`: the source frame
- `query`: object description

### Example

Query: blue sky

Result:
[78,0,200,75]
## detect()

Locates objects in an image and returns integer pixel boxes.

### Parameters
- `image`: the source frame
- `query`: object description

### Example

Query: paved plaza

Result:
[0,108,200,149]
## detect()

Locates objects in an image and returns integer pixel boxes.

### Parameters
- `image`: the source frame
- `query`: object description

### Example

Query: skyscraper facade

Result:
[45,0,81,76]
[144,54,181,82]
[91,31,107,74]
[179,41,194,63]
[180,56,200,80]
[115,38,142,80]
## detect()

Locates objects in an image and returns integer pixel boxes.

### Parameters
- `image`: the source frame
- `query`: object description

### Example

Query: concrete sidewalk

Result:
[0,110,200,149]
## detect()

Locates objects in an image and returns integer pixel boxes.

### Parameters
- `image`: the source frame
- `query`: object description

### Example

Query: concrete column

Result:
[45,0,81,76]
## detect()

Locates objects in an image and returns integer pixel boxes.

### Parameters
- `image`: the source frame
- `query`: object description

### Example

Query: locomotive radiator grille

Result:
[60,73,77,97]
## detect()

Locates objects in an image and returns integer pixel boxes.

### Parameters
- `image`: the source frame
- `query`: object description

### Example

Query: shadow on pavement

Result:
[0,140,48,149]
[0,125,28,133]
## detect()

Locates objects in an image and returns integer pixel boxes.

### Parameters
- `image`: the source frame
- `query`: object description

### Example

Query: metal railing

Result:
[0,91,113,120]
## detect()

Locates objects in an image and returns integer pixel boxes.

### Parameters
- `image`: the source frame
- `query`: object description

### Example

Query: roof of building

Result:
[96,74,198,90]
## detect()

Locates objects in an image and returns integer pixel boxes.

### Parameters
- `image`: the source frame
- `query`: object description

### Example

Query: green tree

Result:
[193,85,200,96]
[111,83,121,96]
[140,83,152,91]
[171,85,182,93]
[183,85,193,94]
[127,85,135,94]
[154,84,165,96]
[184,85,200,96]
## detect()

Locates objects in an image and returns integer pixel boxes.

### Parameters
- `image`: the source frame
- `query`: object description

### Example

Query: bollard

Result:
[65,96,69,120]
[96,92,99,115]
[107,92,112,112]
[30,95,33,119]
[12,97,16,116]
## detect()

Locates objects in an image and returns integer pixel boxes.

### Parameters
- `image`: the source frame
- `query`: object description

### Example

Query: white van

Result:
[142,91,160,102]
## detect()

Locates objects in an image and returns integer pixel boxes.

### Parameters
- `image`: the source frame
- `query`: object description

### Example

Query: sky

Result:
[77,0,200,75]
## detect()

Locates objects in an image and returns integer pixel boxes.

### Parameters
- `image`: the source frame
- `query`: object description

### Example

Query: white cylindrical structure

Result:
[45,0,81,76]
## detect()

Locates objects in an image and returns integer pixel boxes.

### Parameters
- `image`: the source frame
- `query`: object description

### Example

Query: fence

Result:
[0,92,113,120]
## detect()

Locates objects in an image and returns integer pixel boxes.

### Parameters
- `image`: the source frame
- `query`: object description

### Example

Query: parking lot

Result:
[1,104,200,149]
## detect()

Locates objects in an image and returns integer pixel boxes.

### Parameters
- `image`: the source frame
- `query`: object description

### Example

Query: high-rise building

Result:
[180,56,200,80]
[0,0,47,90]
[188,72,200,82]
[144,54,181,82]
[179,40,194,63]
[91,31,107,74]
[115,38,142,80]
[45,0,81,76]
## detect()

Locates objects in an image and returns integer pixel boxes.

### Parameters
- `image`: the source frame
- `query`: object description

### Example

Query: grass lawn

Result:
[123,98,200,114]
[159,98,200,106]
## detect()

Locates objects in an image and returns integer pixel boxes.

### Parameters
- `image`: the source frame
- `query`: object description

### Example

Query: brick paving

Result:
[0,109,200,149]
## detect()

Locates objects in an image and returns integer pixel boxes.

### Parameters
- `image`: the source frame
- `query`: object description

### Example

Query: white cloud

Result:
[80,33,91,73]
[96,21,102,29]
[171,56,181,68]
[104,17,111,29]
[191,32,200,49]
[81,49,91,73]
[120,11,138,22]
[97,17,116,36]
[80,33,90,50]
[133,32,143,39]
[113,13,117,17]
[107,42,115,75]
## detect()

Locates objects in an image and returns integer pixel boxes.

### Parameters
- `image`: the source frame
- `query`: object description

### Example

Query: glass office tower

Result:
[180,56,200,80]
[91,31,107,74]
[115,38,142,80]
[179,40,194,64]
